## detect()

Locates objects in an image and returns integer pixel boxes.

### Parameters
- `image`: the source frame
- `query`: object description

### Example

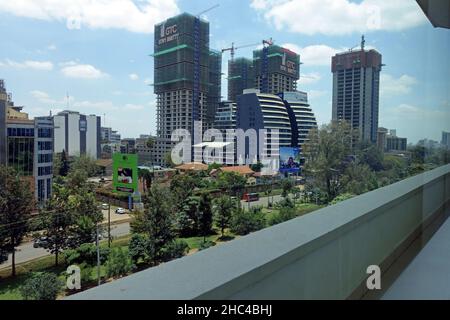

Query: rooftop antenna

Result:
[361,35,365,51]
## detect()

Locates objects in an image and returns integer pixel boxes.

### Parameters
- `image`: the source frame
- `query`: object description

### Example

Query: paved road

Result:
[0,222,131,270]
[0,195,284,270]
[241,194,283,209]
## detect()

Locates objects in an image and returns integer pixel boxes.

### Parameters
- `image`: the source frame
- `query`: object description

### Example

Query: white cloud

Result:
[283,43,377,66]
[31,90,73,105]
[47,44,57,50]
[143,78,152,85]
[298,72,321,85]
[61,63,108,79]
[1,59,53,71]
[283,43,342,66]
[129,73,139,81]
[381,74,417,96]
[251,0,426,35]
[0,0,179,33]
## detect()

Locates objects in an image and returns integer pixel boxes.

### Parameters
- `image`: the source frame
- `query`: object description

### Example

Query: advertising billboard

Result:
[113,153,138,194]
[279,147,301,174]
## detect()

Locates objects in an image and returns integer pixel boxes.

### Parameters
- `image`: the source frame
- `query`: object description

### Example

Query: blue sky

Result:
[0,0,448,143]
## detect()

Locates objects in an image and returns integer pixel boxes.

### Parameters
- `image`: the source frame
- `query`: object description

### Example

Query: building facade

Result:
[228,58,254,102]
[253,45,300,95]
[442,131,450,148]
[101,127,121,144]
[332,38,382,143]
[152,13,221,166]
[1,80,54,203]
[53,110,101,159]
[236,90,292,163]
[278,91,317,150]
[213,101,237,132]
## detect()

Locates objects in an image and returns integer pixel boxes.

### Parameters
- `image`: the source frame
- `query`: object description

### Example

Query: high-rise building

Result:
[253,45,300,95]
[226,45,300,102]
[235,89,317,164]
[228,58,254,102]
[152,13,221,166]
[386,135,407,152]
[136,134,156,166]
[0,80,54,203]
[377,127,388,152]
[278,91,317,150]
[101,127,121,144]
[53,110,101,159]
[213,101,237,132]
[442,131,450,148]
[332,36,382,143]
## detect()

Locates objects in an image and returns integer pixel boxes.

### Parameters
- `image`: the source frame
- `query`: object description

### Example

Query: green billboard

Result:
[113,153,138,194]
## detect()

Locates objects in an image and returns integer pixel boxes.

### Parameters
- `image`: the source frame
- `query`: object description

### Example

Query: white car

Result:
[101,203,109,210]
[115,207,126,214]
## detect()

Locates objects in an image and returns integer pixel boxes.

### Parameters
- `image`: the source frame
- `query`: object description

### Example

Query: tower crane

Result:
[222,42,260,61]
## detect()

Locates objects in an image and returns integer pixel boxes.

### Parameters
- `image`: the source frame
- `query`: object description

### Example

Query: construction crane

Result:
[261,38,274,93]
[222,42,260,61]
[196,4,220,17]
[191,4,220,161]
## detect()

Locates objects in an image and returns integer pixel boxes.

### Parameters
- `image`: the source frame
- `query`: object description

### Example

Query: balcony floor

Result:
[382,216,450,300]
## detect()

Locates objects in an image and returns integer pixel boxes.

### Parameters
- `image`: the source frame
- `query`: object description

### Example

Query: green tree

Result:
[356,141,384,171]
[216,171,247,196]
[105,247,132,278]
[329,193,356,205]
[39,185,75,266]
[20,272,63,300]
[128,233,149,265]
[303,121,356,203]
[269,206,297,226]
[250,161,264,172]
[170,173,198,205]
[207,162,222,173]
[70,155,99,177]
[175,196,200,237]
[138,168,154,192]
[280,178,295,198]
[341,163,378,195]
[230,206,266,236]
[0,166,35,277]
[213,195,234,238]
[160,239,189,262]
[198,193,213,242]
[133,185,176,262]
[59,150,70,176]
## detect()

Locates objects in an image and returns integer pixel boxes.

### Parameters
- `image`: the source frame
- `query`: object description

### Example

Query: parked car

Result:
[242,193,259,202]
[33,236,49,249]
[115,207,126,214]
[101,203,109,210]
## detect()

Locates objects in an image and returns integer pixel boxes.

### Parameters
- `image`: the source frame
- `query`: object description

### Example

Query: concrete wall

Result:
[53,115,65,154]
[68,164,450,300]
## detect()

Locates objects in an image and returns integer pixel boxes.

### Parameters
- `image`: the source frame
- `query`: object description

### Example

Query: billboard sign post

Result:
[279,147,301,175]
[113,153,138,195]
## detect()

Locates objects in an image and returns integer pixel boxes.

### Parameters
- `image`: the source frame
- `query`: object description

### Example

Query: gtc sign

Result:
[159,23,179,45]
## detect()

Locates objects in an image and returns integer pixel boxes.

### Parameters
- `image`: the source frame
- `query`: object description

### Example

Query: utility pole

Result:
[108,203,111,248]
[96,222,100,286]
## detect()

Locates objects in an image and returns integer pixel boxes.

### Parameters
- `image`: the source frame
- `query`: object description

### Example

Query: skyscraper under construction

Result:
[152,13,221,165]
[227,44,300,102]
